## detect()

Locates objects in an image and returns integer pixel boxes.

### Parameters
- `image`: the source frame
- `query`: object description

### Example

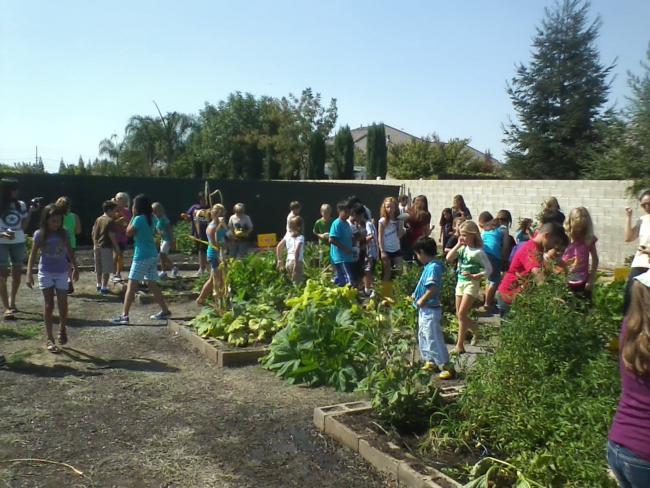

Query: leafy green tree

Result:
[332,125,355,179]
[503,0,614,178]
[388,136,444,179]
[366,124,377,179]
[376,124,388,179]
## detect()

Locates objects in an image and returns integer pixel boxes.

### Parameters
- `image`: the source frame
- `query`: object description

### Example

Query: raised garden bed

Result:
[167,319,268,367]
[314,401,463,488]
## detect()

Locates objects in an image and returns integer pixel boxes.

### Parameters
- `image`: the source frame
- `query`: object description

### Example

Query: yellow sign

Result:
[613,267,630,282]
[257,233,278,248]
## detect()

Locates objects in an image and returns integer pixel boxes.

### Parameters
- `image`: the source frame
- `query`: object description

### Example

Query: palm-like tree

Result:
[98,134,123,166]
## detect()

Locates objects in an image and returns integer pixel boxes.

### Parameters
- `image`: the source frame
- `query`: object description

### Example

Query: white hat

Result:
[634,269,650,288]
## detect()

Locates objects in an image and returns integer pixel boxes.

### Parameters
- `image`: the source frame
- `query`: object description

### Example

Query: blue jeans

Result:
[333,262,353,287]
[608,440,650,488]
[496,292,510,318]
[418,307,449,366]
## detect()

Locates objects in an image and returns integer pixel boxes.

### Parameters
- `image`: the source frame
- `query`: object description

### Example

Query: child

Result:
[398,194,410,214]
[439,208,454,251]
[515,218,534,244]
[26,204,79,353]
[349,204,367,289]
[478,211,508,314]
[92,200,120,294]
[286,201,302,235]
[607,272,650,487]
[446,221,492,354]
[112,192,132,282]
[363,209,379,297]
[55,196,81,294]
[378,196,405,298]
[152,202,178,279]
[277,216,305,284]
[228,203,253,259]
[444,217,465,255]
[186,192,209,275]
[413,236,452,380]
[497,222,569,317]
[329,200,355,286]
[112,194,171,324]
[562,207,599,295]
[197,204,228,304]
[313,203,333,245]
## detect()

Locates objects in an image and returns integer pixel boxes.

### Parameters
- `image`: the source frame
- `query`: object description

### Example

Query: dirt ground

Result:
[0,271,392,488]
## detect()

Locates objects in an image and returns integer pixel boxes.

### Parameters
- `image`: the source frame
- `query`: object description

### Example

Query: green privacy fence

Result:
[8,174,399,245]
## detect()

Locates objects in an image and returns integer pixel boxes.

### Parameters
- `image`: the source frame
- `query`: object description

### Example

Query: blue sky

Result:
[1,0,649,172]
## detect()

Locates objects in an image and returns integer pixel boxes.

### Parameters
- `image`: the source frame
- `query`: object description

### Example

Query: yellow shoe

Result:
[421,361,436,372]
[438,369,453,380]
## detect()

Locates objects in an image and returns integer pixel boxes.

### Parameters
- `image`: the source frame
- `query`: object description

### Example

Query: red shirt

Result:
[498,239,543,304]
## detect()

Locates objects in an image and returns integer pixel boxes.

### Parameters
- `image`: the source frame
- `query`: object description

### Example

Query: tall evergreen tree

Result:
[332,126,355,179]
[366,124,378,179]
[306,131,326,179]
[503,0,614,178]
[376,124,388,178]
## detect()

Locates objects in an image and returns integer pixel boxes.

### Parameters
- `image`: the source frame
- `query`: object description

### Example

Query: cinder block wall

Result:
[319,179,640,268]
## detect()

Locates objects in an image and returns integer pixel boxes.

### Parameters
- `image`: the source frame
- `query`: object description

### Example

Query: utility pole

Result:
[35,145,38,165]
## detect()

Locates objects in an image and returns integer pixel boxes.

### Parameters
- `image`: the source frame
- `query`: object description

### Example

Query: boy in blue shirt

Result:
[412,236,452,379]
[329,200,354,286]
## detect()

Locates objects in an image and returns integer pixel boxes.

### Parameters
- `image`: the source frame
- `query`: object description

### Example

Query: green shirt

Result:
[63,212,77,249]
[457,246,492,283]
[313,218,332,243]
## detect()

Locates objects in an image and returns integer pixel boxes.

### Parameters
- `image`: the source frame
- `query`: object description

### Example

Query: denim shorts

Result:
[38,271,69,291]
[128,257,159,282]
[607,440,650,488]
[0,243,25,268]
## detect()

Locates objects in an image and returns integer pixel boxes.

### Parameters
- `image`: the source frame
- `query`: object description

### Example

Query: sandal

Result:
[58,329,68,346]
[46,340,59,354]
[3,310,15,320]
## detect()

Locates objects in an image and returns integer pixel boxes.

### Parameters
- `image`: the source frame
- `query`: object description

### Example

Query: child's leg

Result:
[198,248,207,272]
[102,272,110,289]
[418,308,433,363]
[94,248,102,286]
[147,281,170,314]
[42,288,55,342]
[429,308,449,366]
[55,288,68,333]
[455,293,475,352]
[392,256,403,275]
[161,253,173,271]
[292,261,304,284]
[197,273,214,304]
[122,279,137,317]
[381,255,391,282]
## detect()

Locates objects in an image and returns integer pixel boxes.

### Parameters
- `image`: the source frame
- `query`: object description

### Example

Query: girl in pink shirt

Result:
[562,207,599,296]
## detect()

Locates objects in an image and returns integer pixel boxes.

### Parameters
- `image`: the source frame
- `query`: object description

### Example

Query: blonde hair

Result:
[289,215,303,234]
[152,202,165,214]
[233,203,245,214]
[459,220,483,248]
[623,281,650,376]
[565,207,594,244]
[320,203,332,216]
[211,203,225,217]
[380,196,398,220]
[543,196,560,211]
[115,192,131,207]
[55,196,70,214]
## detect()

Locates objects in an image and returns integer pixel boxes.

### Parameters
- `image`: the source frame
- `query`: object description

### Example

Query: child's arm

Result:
[377,220,386,255]
[108,231,119,252]
[25,237,39,289]
[501,231,511,263]
[587,242,599,291]
[91,221,98,248]
[275,238,286,270]
[445,238,464,262]
[624,207,639,242]
[416,286,438,308]
[475,251,493,280]
[126,217,136,238]
[64,239,80,282]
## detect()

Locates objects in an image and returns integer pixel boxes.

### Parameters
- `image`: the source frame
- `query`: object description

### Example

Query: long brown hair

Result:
[622,281,650,376]
[380,197,398,221]
[408,195,430,225]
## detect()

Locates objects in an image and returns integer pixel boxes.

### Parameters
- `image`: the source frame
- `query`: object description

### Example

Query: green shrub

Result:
[428,276,620,486]
[173,220,195,255]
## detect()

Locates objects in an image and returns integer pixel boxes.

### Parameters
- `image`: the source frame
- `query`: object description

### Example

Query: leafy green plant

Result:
[261,281,376,391]
[173,220,195,255]
[228,251,295,308]
[427,276,620,487]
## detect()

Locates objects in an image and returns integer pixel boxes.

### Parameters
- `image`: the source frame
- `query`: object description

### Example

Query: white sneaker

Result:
[158,271,168,280]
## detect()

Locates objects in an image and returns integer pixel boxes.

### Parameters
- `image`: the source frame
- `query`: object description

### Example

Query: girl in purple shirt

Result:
[26,204,79,354]
[608,270,650,487]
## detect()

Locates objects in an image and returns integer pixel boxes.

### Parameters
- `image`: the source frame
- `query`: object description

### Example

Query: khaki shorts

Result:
[455,279,480,298]
[94,248,114,275]
[286,260,304,283]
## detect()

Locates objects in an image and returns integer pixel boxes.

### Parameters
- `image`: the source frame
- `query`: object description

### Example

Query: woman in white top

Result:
[624,190,650,313]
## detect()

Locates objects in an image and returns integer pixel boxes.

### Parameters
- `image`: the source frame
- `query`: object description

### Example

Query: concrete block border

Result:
[314,401,461,488]
[167,319,268,367]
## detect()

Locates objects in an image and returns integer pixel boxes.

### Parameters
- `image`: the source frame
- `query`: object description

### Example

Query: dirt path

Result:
[0,272,391,487]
